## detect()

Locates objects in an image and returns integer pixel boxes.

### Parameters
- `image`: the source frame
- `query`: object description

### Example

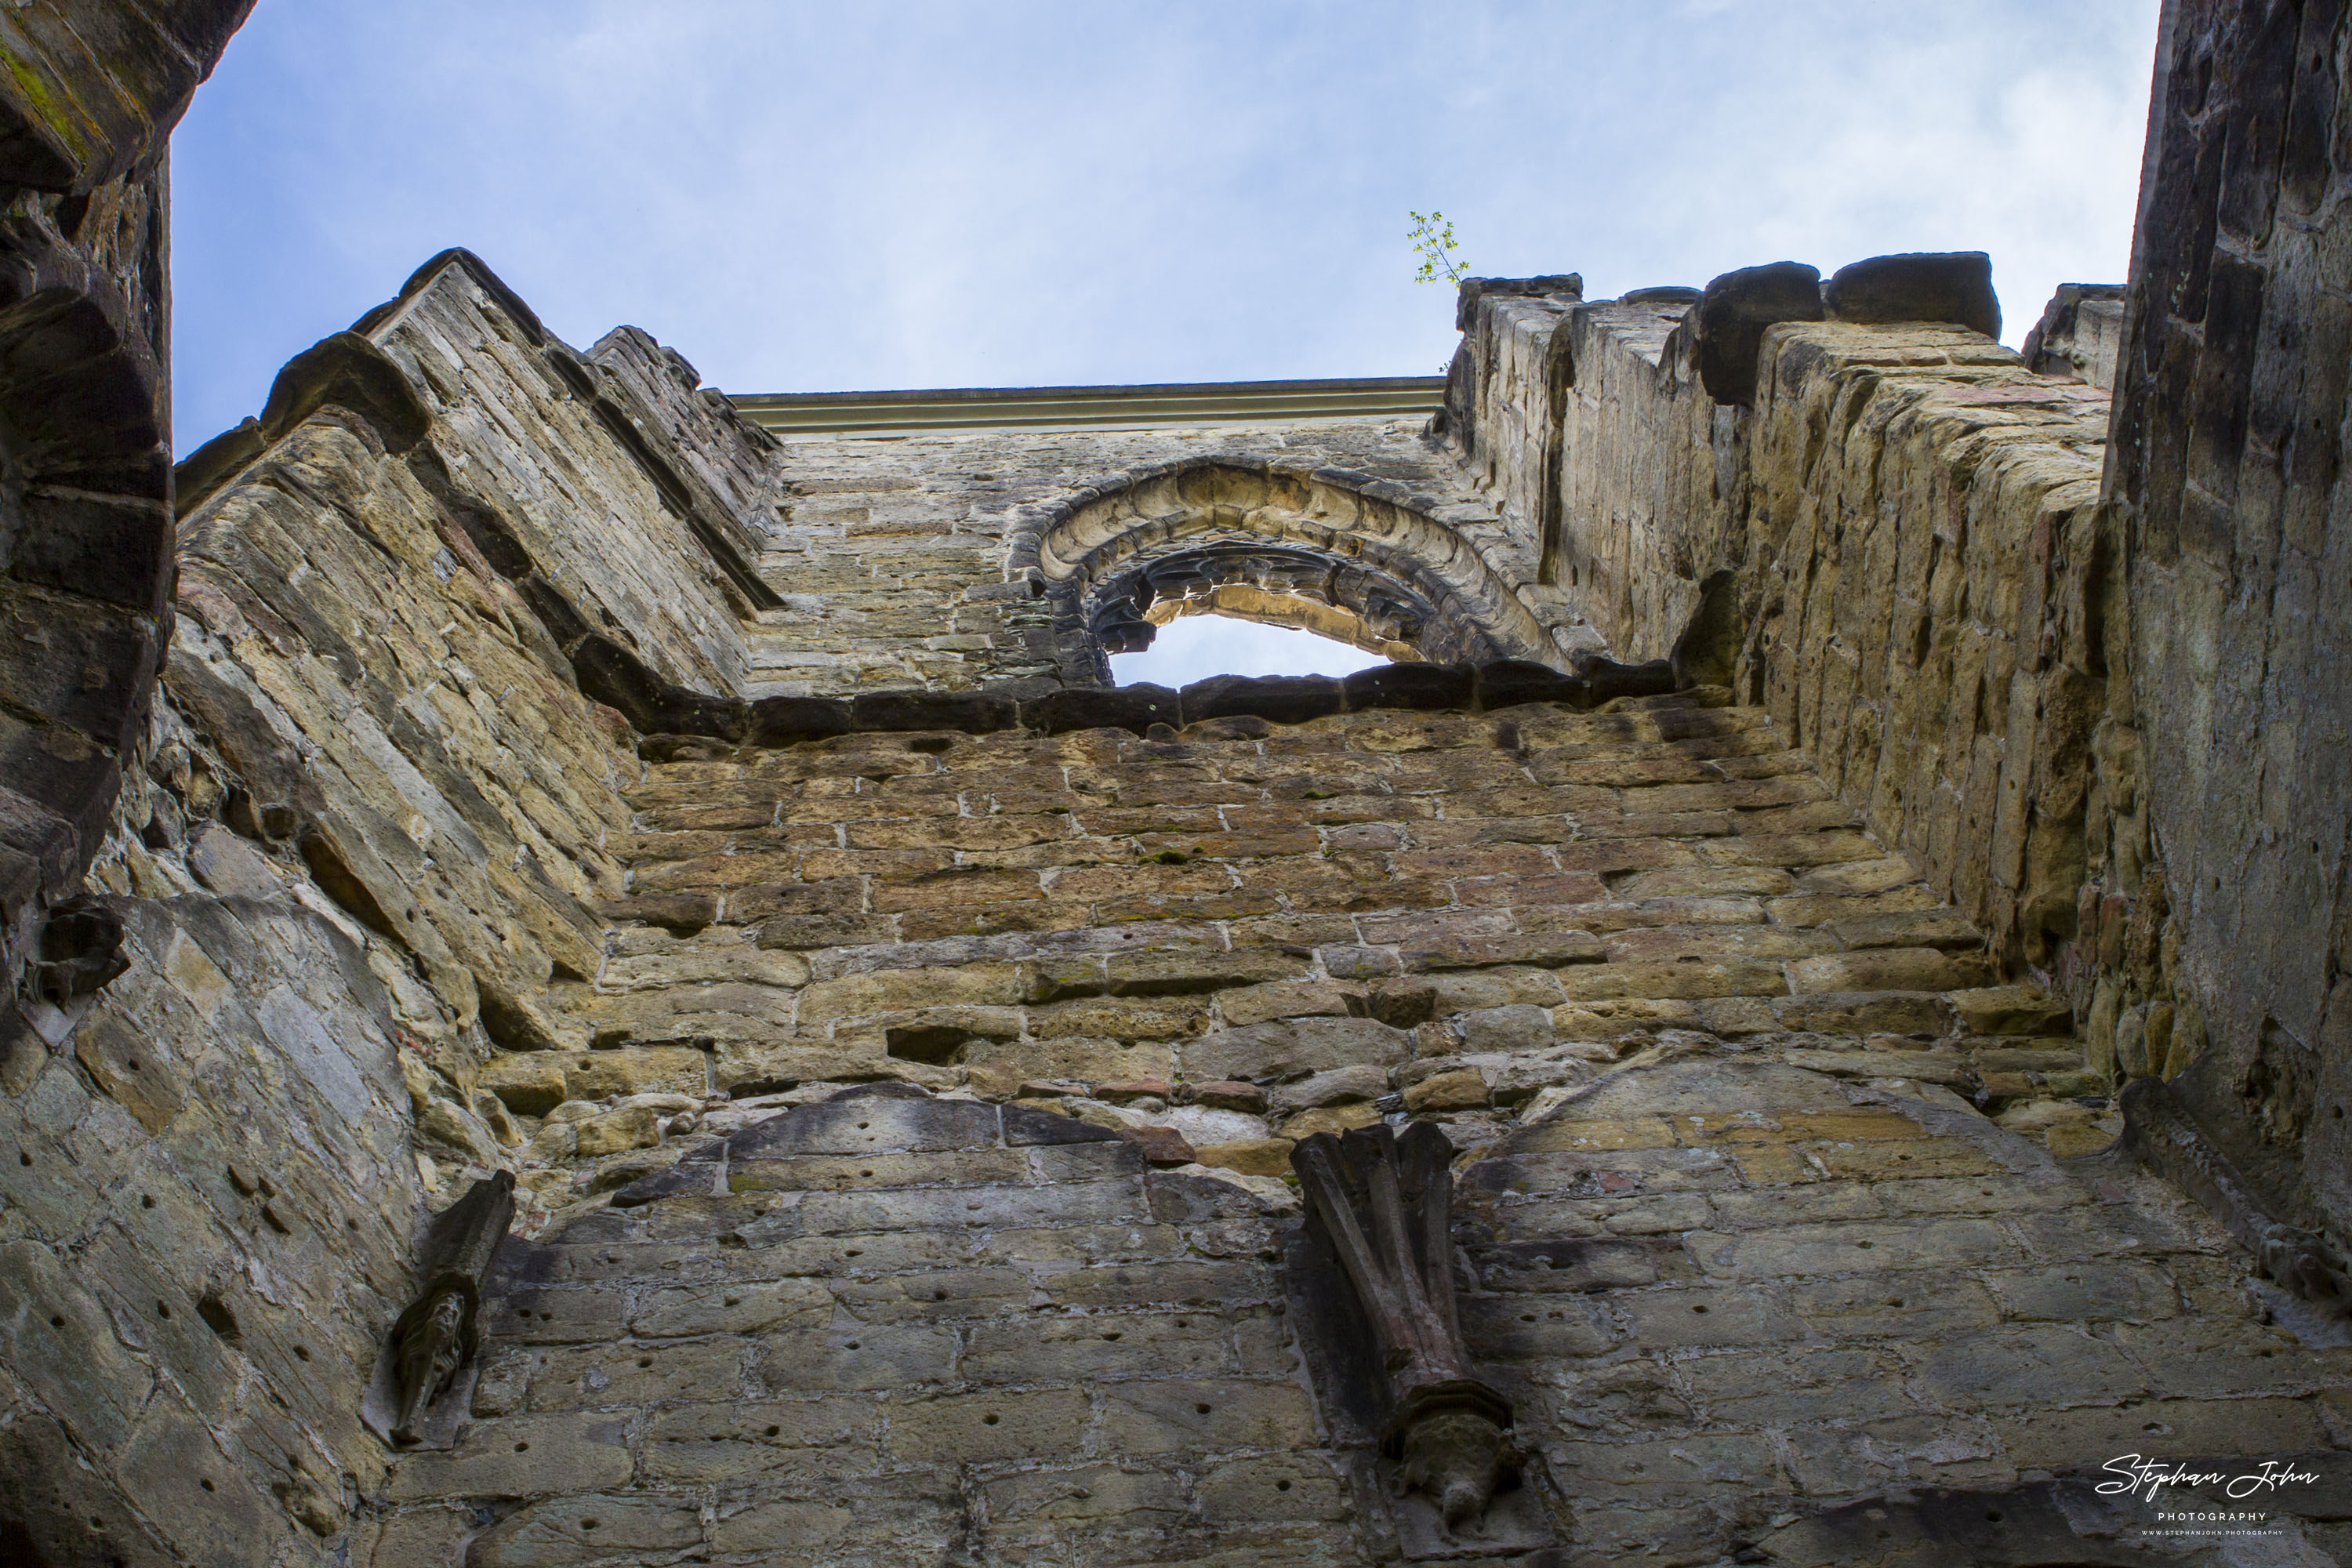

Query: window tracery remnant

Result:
[1090,543,1439,660]
[1021,459,1560,683]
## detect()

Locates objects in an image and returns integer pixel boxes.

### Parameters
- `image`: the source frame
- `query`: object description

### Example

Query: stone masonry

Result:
[9,3,2352,1566]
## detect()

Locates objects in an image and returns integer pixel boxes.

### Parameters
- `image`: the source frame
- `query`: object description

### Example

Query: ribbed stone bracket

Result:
[2121,1076,2352,1315]
[1290,1123,1548,1552]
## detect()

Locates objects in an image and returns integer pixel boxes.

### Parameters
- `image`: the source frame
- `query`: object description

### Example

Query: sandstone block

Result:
[1949,986,2074,1036]
[983,1462,1187,1526]
[1189,1080,1268,1112]
[1192,1138,1295,1178]
[884,1388,1091,1465]
[1214,980,1356,1029]
[634,1277,832,1336]
[386,1414,633,1501]
[1558,959,1788,1002]
[1097,1377,1318,1455]
[469,1497,704,1566]
[800,964,1020,1020]
[561,1046,710,1101]
[573,1102,664,1156]
[1177,1017,1412,1082]
[1459,1003,1556,1054]
[1120,1125,1196,1167]
[1276,1102,1381,1139]
[960,1036,1175,1086]
[1270,1065,1388,1110]
[1788,948,1989,993]
[728,1094,1000,1157]
[1770,993,1948,1036]
[1402,1069,1489,1112]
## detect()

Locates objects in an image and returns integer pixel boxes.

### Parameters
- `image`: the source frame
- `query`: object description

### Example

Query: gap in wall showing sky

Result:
[171,1,2161,448]
[1111,618,1388,690]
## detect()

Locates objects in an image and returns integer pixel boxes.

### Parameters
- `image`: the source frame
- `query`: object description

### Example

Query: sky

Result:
[170,1,2161,686]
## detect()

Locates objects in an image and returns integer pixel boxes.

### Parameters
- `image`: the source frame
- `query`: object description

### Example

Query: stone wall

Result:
[18,2,2352,1557]
[0,880,423,1567]
[0,0,255,1034]
[367,693,2352,1564]
[747,416,1581,696]
[2103,0,2352,1250]
[0,245,873,1555]
[1447,278,2129,1002]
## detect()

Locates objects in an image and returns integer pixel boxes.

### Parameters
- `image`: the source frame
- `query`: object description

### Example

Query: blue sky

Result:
[171,2,2161,685]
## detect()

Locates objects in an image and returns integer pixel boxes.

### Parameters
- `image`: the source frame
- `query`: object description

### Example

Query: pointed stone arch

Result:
[1014,458,1559,684]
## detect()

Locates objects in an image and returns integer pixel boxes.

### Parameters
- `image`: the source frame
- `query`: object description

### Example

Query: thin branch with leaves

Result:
[1408,209,1467,285]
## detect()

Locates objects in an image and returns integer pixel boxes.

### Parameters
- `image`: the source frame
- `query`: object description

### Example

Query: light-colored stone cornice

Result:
[725,376,1446,439]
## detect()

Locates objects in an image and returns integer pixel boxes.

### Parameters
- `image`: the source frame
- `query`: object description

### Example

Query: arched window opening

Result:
[1022,459,1559,688]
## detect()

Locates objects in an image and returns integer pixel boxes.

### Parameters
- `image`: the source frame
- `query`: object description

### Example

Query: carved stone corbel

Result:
[387,1171,515,1445]
[2121,1076,2351,1314]
[1290,1121,1519,1537]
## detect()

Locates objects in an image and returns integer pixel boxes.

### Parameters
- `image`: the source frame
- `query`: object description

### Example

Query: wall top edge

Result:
[724,376,1448,437]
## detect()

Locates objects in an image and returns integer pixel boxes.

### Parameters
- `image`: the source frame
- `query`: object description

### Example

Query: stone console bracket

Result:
[363,1171,516,1450]
[2121,1075,2352,1315]
[1284,1123,1561,1557]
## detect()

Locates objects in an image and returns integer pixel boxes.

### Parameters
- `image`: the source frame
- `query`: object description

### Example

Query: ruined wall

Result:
[340,688,2352,1566]
[0,241,869,1558]
[746,416,1577,696]
[2103,0,2352,1245]
[0,0,256,1029]
[18,0,2352,1552]
[1447,280,2130,1009]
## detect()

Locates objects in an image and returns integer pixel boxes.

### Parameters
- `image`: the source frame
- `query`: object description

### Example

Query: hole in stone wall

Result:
[198,1294,241,1343]
[884,1026,969,1066]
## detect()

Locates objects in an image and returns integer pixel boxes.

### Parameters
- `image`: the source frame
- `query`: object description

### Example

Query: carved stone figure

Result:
[1290,1121,1518,1535]
[387,1171,515,1445]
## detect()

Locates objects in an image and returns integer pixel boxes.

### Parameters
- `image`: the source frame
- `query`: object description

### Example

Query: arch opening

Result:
[1107,543,1436,662]
[1024,459,1557,686]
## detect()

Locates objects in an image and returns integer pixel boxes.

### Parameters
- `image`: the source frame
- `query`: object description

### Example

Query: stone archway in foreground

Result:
[1020,459,1559,682]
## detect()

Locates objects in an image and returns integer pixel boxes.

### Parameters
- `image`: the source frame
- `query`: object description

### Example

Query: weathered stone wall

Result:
[0,241,891,1557]
[2103,0,2352,1253]
[1740,322,2118,981]
[748,418,1579,696]
[0,881,425,1566]
[19,0,2352,1552]
[0,0,255,1035]
[1449,281,2129,1005]
[1543,297,1737,668]
[365,694,2352,1564]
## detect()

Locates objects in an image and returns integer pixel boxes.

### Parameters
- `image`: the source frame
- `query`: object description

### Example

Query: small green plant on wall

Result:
[1409,210,1467,285]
